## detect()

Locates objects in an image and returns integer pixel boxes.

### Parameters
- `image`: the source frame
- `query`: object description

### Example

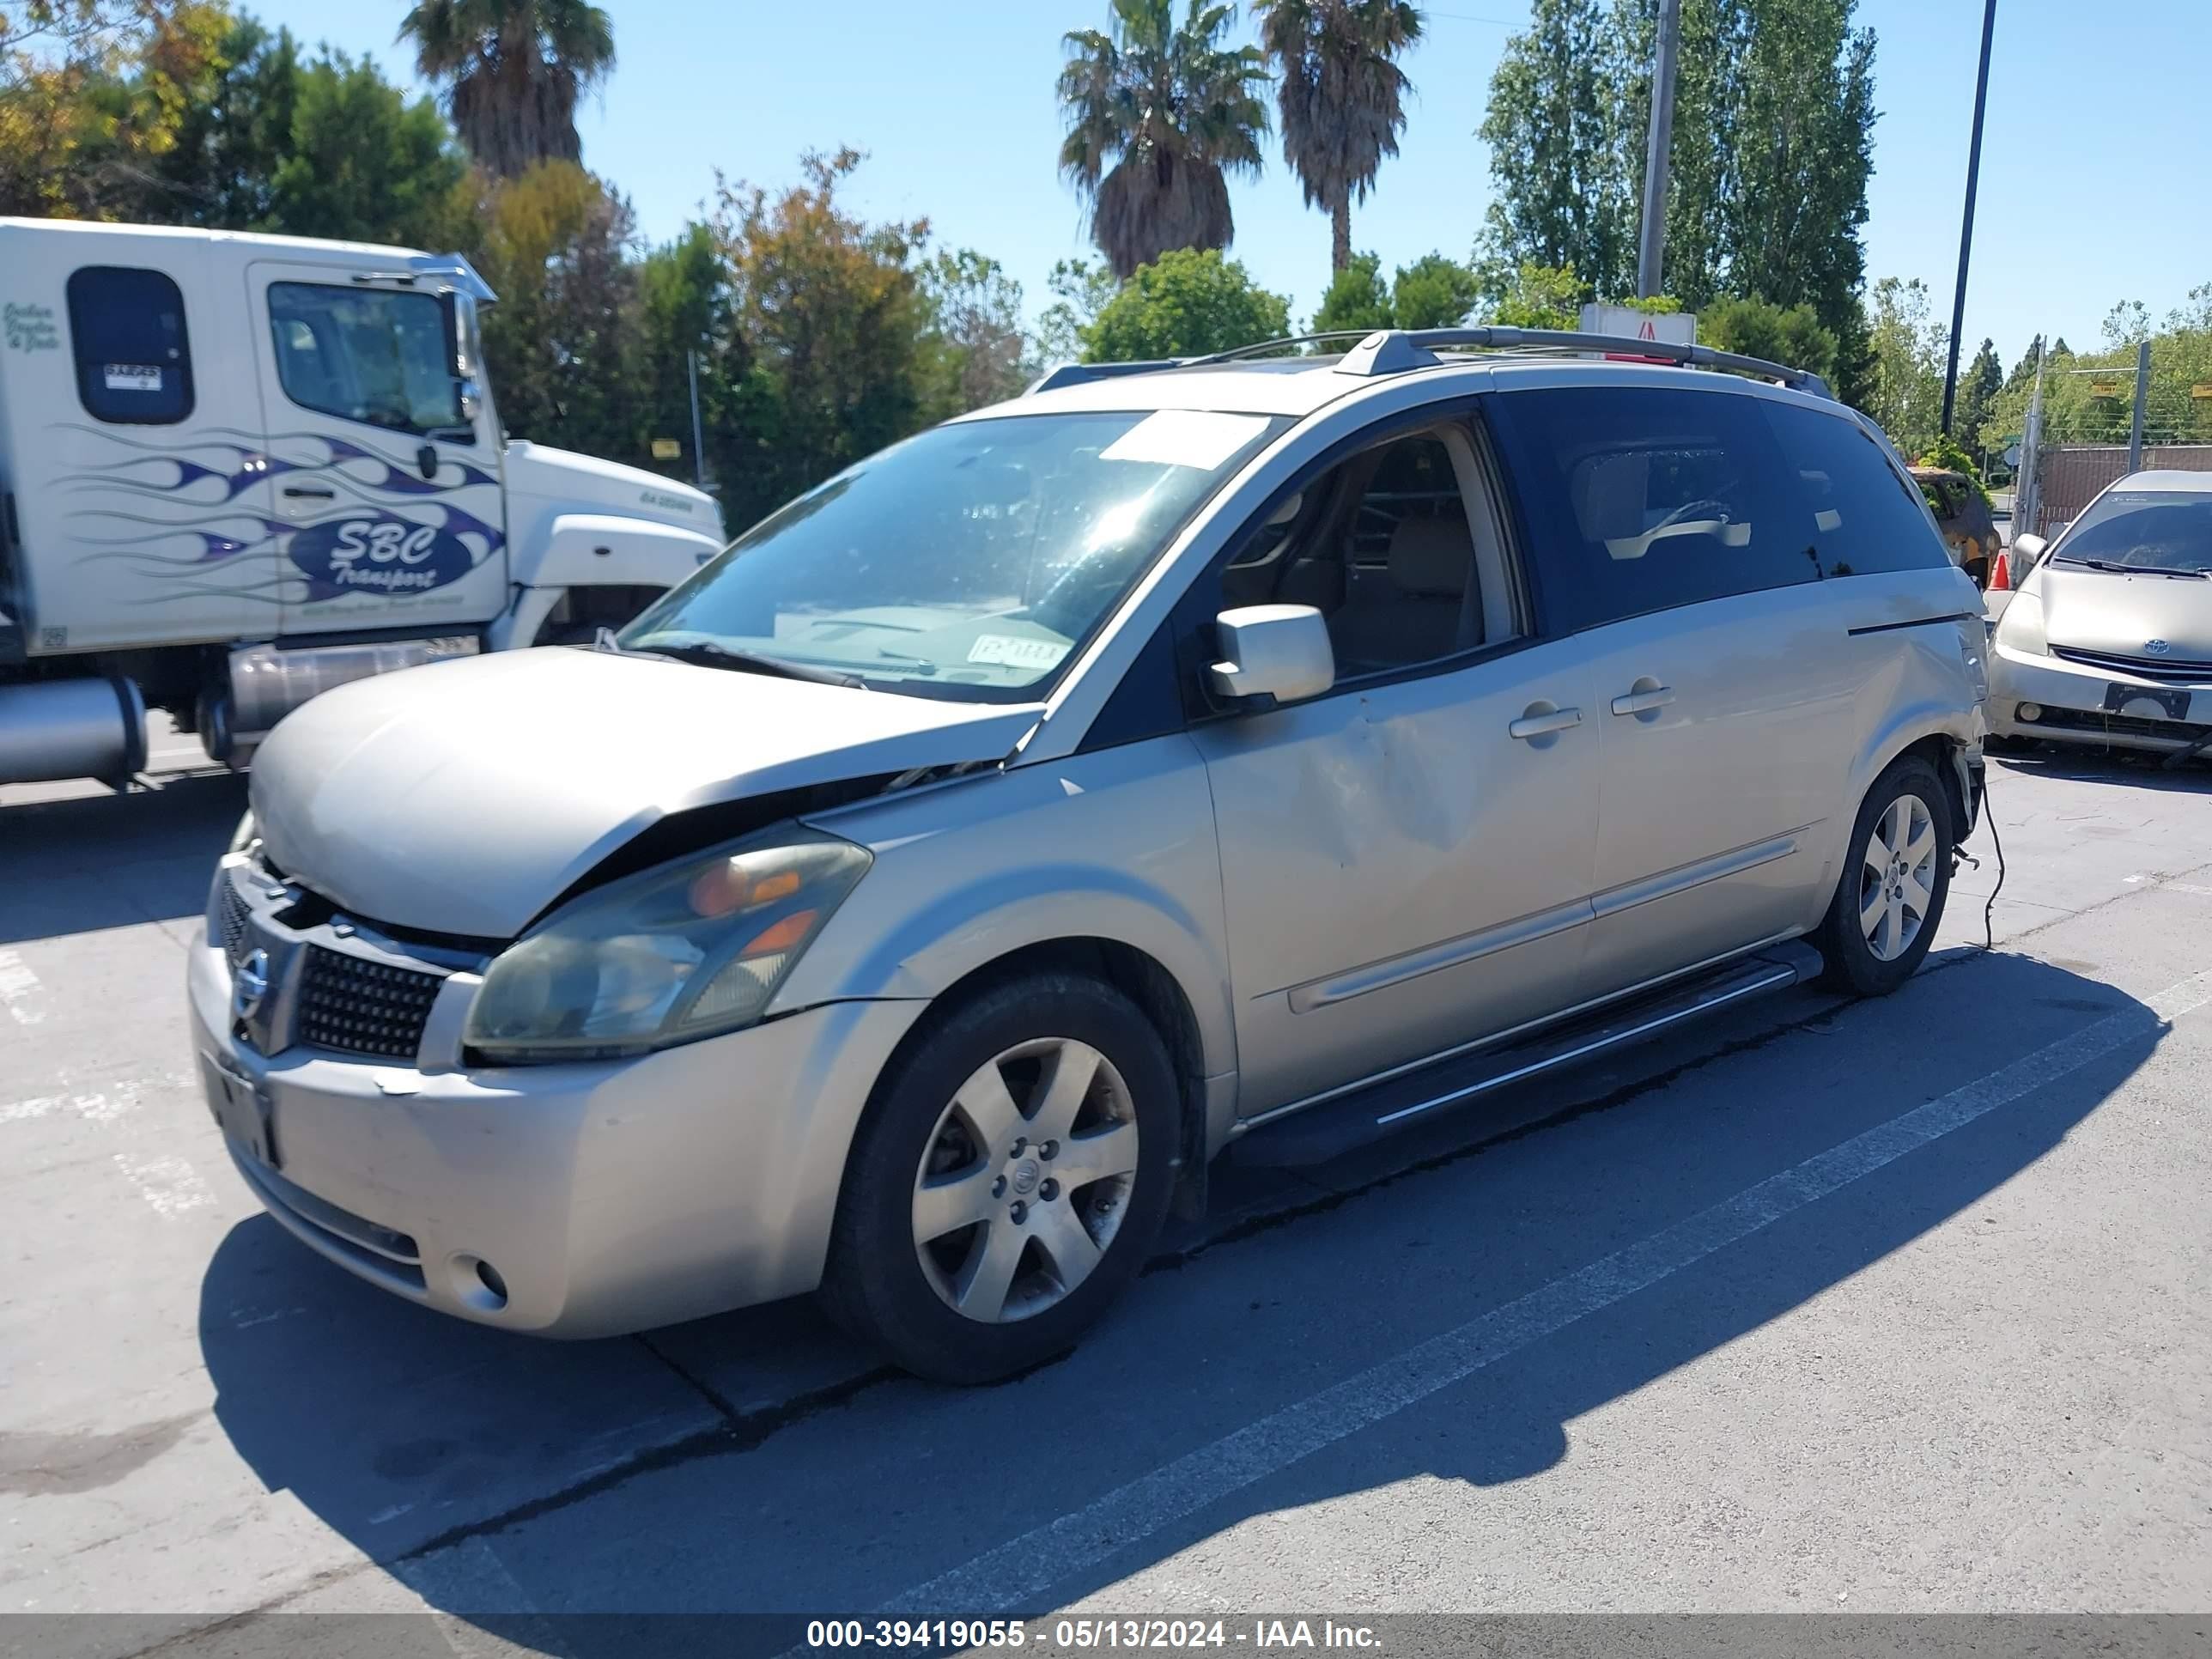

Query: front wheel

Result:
[1817,755,1954,997]
[819,973,1179,1384]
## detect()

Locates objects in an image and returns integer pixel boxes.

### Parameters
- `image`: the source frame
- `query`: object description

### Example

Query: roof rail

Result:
[1334,326,1832,397]
[1025,359,1187,395]
[1185,331,1388,364]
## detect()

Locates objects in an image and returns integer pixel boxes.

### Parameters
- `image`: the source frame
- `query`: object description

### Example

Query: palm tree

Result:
[1254,0,1422,273]
[1059,0,1271,280]
[398,0,615,179]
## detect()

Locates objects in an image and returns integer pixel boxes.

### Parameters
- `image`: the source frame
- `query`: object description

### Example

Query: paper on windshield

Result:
[969,634,1069,671]
[1100,410,1272,471]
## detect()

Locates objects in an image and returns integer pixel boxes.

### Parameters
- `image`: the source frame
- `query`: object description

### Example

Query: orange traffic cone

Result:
[1987,546,2011,592]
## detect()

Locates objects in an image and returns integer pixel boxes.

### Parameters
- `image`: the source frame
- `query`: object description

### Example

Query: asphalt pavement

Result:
[3,726,2209,1655]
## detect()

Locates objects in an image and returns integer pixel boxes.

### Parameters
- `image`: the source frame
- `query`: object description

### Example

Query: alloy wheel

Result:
[911,1037,1140,1323]
[1858,791,1938,963]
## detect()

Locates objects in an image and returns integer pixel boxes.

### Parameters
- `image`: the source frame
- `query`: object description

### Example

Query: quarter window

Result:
[1491,385,1813,629]
[1765,401,1950,576]
[66,266,194,424]
[267,283,469,441]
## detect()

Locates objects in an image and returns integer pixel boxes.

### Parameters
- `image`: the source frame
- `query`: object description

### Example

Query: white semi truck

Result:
[0,219,724,785]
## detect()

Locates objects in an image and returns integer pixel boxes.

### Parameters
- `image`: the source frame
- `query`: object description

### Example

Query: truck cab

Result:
[0,219,724,786]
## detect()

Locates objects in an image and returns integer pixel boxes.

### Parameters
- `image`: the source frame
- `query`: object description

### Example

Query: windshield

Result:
[2051,489,2212,574]
[620,409,1287,701]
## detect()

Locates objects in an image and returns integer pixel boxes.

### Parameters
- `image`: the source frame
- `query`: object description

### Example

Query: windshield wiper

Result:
[634,639,868,689]
[2065,557,2209,579]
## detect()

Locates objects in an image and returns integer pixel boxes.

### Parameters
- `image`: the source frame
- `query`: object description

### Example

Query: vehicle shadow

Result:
[197,949,2169,1650]
[0,769,244,945]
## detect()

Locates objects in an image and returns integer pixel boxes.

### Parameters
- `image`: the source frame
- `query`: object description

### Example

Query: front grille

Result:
[217,878,253,968]
[2051,645,2212,684]
[296,945,444,1060]
[2031,705,2212,744]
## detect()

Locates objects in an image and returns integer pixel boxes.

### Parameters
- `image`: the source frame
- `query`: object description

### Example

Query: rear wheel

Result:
[1817,755,1954,997]
[820,973,1178,1384]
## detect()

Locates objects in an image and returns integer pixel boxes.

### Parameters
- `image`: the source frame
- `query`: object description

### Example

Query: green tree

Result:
[1863,275,1948,459]
[1915,432,1991,508]
[1312,249,1391,333]
[1,0,228,218]
[711,147,937,526]
[1389,252,1479,329]
[632,222,732,485]
[398,0,614,179]
[1698,295,1837,384]
[465,160,642,460]
[1035,258,1120,367]
[1475,0,1635,304]
[920,248,1033,415]
[149,13,299,226]
[1952,337,2002,458]
[1058,0,1270,278]
[1479,0,1876,344]
[1083,246,1291,360]
[1486,261,1585,330]
[267,49,469,246]
[1254,0,1422,274]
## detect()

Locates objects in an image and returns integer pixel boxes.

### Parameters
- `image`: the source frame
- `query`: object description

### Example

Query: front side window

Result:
[1766,402,1951,576]
[66,266,193,424]
[621,409,1288,702]
[267,283,467,441]
[1492,384,1810,629]
[2050,489,2212,575]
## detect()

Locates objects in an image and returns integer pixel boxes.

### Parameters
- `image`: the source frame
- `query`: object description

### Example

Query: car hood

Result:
[502,440,723,538]
[2039,564,2212,660]
[251,648,1039,939]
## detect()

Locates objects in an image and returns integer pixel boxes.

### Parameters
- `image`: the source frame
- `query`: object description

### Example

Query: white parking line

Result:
[112,1151,216,1218]
[2124,875,2212,898]
[0,947,45,1025]
[882,967,2212,1618]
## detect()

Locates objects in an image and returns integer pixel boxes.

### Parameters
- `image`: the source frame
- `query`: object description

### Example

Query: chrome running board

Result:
[1232,940,1826,1169]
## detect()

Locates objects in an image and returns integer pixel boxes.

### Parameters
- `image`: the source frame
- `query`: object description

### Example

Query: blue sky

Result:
[251,1,2210,372]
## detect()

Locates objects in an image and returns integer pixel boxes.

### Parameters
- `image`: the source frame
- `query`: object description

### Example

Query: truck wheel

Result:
[820,972,1178,1385]
[1817,755,1954,997]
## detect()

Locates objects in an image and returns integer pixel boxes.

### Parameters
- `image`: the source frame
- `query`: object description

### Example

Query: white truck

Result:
[0,219,725,785]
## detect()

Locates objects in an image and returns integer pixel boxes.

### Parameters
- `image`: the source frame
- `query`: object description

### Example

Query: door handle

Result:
[281,485,335,500]
[1508,705,1582,740]
[1609,685,1675,716]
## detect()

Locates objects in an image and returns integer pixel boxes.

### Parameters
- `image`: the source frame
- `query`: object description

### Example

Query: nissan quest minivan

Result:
[192,327,1989,1382]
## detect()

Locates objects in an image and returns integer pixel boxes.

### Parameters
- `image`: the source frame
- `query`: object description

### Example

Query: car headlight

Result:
[1995,590,2047,656]
[465,829,872,1063]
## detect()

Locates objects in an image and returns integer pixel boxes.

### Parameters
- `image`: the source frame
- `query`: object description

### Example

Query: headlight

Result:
[465,829,871,1063]
[1995,590,2047,656]
[227,810,259,856]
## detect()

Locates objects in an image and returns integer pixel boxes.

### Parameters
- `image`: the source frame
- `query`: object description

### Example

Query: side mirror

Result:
[1208,605,1335,706]
[2012,532,2048,566]
[456,377,483,421]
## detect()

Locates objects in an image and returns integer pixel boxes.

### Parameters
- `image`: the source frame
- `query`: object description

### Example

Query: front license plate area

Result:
[2103,682,2193,721]
[201,1053,278,1169]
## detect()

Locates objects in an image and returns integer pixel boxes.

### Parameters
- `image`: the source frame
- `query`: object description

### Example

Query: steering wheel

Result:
[1650,497,1733,534]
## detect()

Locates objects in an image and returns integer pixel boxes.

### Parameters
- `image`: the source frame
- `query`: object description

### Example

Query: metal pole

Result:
[1941,0,1998,435]
[1635,0,1680,300]
[685,349,708,492]
[2126,337,2150,472]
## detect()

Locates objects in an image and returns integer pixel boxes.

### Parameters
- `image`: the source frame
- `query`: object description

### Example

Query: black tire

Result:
[1816,754,1955,997]
[819,971,1180,1385]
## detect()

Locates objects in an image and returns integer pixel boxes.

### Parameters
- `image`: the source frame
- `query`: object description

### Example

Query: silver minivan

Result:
[191,328,1988,1382]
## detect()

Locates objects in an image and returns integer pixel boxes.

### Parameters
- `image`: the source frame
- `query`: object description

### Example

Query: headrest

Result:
[1574,451,1650,542]
[1389,515,1472,597]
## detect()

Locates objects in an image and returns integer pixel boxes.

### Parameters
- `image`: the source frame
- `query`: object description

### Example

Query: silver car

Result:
[1988,471,2212,762]
[191,329,1988,1382]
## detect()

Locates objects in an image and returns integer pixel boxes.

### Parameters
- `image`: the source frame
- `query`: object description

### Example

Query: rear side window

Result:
[1490,384,1813,630]
[1765,401,1950,575]
[66,266,194,424]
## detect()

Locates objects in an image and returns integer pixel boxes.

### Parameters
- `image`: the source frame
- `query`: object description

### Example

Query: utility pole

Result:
[685,349,708,493]
[1941,0,1999,434]
[1635,0,1680,300]
[2126,337,2151,472]
[2018,338,2046,535]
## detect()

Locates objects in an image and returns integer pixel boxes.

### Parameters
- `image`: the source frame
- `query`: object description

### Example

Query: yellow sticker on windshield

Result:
[1099,410,1273,471]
